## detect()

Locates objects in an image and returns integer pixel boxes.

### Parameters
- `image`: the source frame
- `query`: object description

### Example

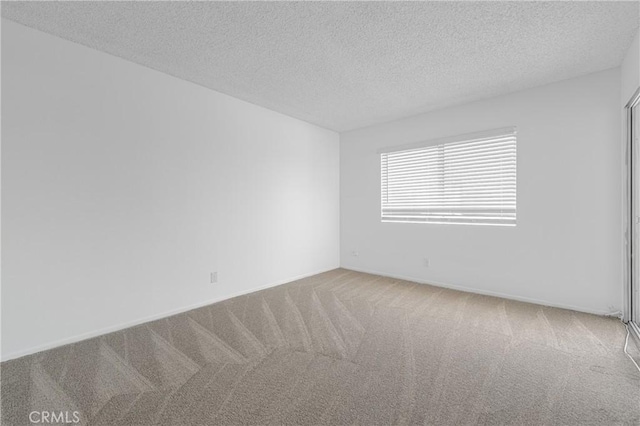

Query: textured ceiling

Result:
[3,1,639,132]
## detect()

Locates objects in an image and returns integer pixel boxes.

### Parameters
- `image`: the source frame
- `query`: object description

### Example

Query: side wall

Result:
[341,68,622,315]
[622,30,639,104]
[1,20,340,359]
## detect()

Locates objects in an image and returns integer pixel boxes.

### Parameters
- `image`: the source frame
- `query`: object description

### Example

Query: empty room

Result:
[2,1,640,425]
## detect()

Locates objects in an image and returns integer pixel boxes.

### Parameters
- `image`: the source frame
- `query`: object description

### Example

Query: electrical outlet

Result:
[210,272,218,283]
[423,257,430,267]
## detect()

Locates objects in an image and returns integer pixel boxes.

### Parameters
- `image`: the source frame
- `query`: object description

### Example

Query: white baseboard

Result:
[342,265,617,317]
[1,266,338,362]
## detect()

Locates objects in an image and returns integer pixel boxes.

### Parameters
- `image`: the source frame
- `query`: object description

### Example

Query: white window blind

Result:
[380,127,516,226]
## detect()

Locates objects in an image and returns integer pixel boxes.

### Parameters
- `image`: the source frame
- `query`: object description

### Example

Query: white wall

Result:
[622,30,639,105]
[1,20,340,360]
[341,68,622,315]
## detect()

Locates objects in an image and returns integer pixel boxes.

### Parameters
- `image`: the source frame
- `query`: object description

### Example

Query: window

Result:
[380,127,517,226]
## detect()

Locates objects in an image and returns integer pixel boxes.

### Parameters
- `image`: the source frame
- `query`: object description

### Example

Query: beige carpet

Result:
[2,269,639,425]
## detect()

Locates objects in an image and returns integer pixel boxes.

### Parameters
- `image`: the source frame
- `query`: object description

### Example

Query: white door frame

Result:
[625,87,640,342]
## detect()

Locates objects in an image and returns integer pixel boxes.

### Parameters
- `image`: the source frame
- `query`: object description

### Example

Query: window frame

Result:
[379,127,517,227]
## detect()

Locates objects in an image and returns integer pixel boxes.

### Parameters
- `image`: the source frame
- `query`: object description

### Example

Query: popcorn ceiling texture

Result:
[2,1,639,131]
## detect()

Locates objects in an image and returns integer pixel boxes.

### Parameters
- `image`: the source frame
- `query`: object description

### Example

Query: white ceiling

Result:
[3,1,639,132]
